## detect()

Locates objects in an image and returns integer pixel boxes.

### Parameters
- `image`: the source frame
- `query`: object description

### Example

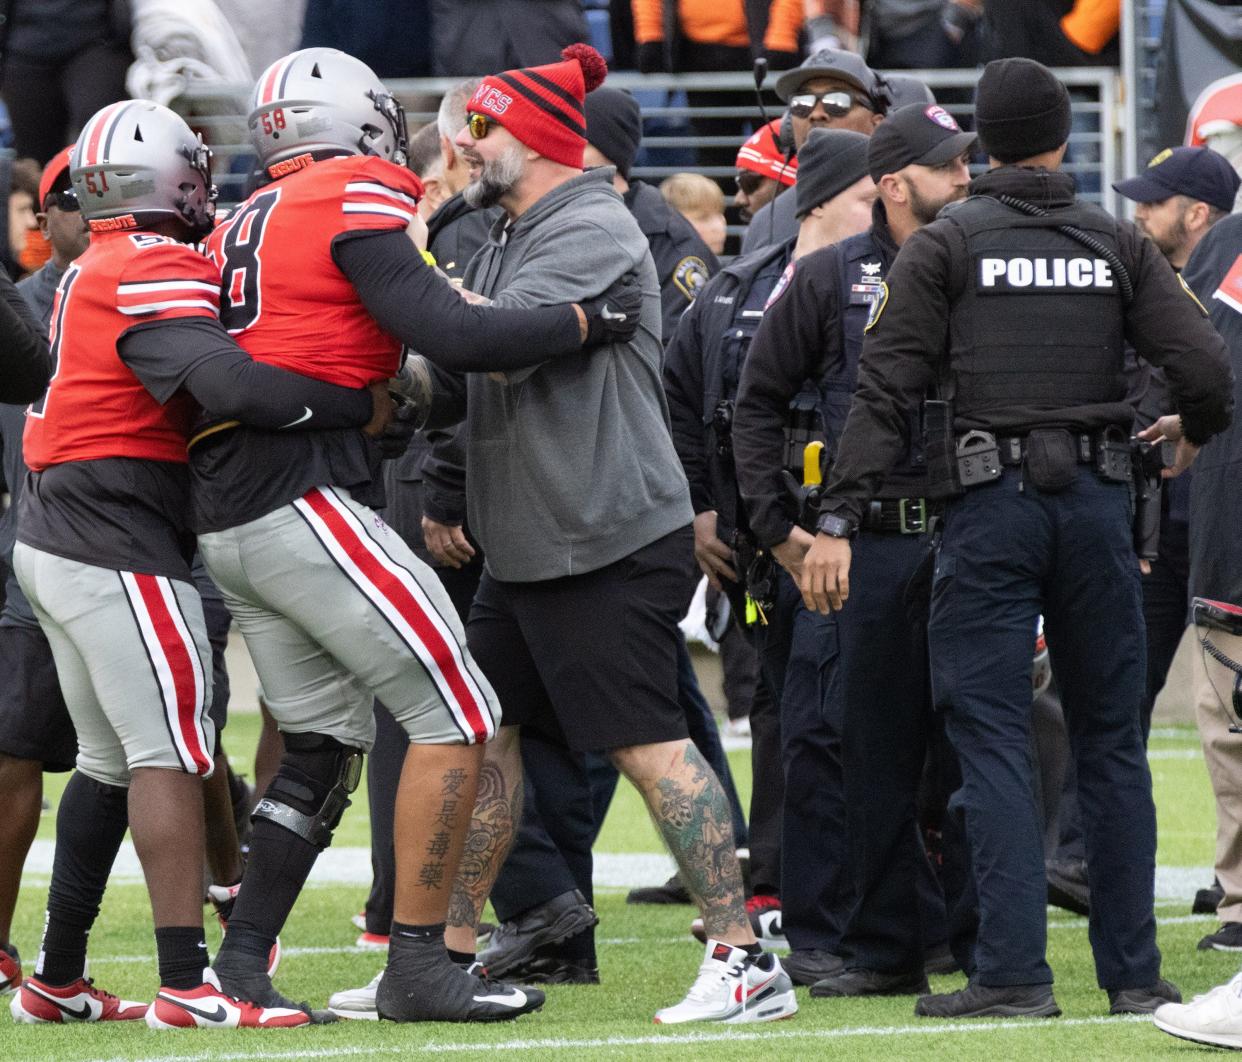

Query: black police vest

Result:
[942,196,1127,419]
[693,241,795,537]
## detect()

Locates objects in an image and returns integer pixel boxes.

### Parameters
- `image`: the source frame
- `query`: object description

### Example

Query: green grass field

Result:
[1,715,1234,1060]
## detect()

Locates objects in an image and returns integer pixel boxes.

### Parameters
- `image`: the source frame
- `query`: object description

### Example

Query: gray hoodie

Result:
[461,167,692,581]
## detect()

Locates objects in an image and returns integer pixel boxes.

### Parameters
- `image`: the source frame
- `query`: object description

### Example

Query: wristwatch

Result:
[815,512,856,539]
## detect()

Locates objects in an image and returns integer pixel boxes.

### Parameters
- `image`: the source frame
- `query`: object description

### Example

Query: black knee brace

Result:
[251,732,363,849]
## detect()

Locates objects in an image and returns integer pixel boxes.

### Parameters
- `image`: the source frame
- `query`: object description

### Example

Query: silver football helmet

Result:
[71,101,216,238]
[248,48,408,170]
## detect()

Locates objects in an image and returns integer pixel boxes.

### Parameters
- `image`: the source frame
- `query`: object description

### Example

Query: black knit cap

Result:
[584,87,642,179]
[796,128,871,218]
[974,57,1071,164]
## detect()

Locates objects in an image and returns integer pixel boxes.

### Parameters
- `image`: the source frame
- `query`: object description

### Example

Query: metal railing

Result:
[175,66,1129,216]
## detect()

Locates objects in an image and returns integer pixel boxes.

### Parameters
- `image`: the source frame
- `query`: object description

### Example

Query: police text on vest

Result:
[977,256,1114,291]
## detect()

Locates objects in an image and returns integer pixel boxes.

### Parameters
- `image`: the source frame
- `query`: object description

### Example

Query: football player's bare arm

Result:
[119,317,390,434]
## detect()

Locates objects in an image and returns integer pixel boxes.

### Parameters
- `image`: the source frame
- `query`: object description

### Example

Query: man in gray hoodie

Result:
[427,45,797,1025]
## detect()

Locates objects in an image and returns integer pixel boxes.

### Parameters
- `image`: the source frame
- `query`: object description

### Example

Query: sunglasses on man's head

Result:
[788,90,867,119]
[735,171,766,196]
[467,113,493,140]
[44,189,80,213]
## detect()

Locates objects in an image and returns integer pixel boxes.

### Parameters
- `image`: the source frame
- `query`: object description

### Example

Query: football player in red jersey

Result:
[11,101,395,1030]
[191,47,642,1023]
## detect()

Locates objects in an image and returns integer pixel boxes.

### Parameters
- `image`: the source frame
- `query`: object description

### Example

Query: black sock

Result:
[741,942,763,958]
[36,773,129,985]
[156,926,208,989]
[216,818,319,968]
[390,921,445,945]
[447,948,475,967]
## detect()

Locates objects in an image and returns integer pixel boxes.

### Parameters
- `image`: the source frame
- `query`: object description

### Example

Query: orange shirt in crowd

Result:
[631,0,804,54]
[1060,0,1121,54]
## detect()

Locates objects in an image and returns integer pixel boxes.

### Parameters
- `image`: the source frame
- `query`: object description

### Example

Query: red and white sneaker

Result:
[10,975,147,1023]
[208,882,282,977]
[654,940,797,1024]
[146,968,309,1029]
[355,931,389,951]
[0,945,21,994]
[692,895,786,948]
[351,910,367,933]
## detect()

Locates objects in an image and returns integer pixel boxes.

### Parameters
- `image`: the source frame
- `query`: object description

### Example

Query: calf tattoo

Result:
[651,744,748,938]
[417,769,471,892]
[446,760,522,929]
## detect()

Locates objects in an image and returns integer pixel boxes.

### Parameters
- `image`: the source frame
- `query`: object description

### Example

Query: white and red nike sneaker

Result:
[207,882,282,976]
[146,968,309,1029]
[10,975,148,1023]
[0,945,21,994]
[654,940,797,1024]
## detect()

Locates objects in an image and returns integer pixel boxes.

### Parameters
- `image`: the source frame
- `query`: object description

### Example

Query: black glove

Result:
[636,41,666,74]
[378,397,422,459]
[579,272,644,348]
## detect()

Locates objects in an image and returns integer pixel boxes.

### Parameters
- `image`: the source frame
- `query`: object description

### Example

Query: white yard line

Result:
[20,842,1216,901]
[85,1014,1150,1062]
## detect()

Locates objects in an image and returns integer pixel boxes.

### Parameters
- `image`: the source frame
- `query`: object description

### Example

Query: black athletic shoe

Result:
[1108,978,1181,1015]
[781,949,845,987]
[915,981,1061,1019]
[1199,923,1242,952]
[626,874,692,905]
[376,959,544,1023]
[1194,879,1226,916]
[1046,858,1090,916]
[811,967,929,998]
[477,890,598,979]
[504,954,600,985]
[211,957,335,1024]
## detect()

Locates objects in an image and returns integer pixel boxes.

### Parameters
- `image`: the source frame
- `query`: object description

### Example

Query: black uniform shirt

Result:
[821,166,1234,526]
[624,179,718,345]
[734,203,917,548]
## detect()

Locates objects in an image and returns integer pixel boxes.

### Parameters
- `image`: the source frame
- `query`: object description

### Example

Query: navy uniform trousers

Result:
[930,467,1159,989]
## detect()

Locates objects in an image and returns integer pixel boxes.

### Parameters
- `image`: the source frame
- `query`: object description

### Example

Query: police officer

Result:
[732,102,977,998]
[665,127,877,984]
[803,58,1233,1018]
[582,86,716,342]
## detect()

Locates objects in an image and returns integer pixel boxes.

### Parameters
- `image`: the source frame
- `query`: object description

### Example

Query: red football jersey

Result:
[205,154,423,387]
[23,232,221,471]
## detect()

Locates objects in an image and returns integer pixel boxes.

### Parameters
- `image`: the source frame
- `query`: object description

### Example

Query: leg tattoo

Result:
[646,744,749,939]
[446,760,522,932]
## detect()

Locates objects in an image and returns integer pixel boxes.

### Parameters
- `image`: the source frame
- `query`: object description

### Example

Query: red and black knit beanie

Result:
[466,44,608,168]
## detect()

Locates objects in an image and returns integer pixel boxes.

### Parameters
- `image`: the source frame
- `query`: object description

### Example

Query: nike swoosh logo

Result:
[472,989,527,1008]
[27,984,94,1020]
[746,972,779,999]
[279,407,313,429]
[159,994,227,1022]
[601,307,626,321]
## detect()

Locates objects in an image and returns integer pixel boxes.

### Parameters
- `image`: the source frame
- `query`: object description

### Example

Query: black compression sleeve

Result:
[332,230,582,371]
[0,271,51,403]
[119,318,374,430]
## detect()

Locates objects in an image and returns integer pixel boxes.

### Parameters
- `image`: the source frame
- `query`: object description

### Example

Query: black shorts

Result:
[466,526,693,753]
[0,623,77,771]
